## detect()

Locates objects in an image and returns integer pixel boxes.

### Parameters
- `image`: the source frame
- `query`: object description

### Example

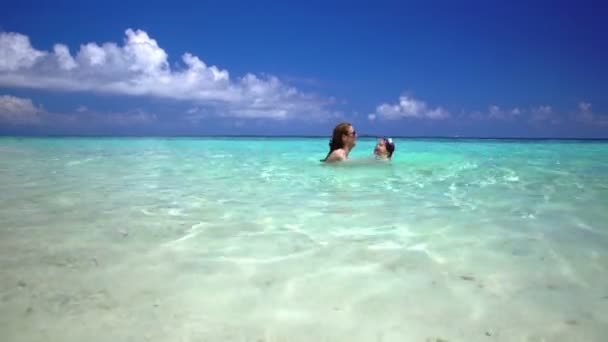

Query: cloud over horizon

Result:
[0,29,336,120]
[0,94,157,128]
[468,104,561,125]
[576,101,608,126]
[369,94,450,121]
[0,29,604,135]
[0,94,44,124]
[487,105,522,120]
[530,105,555,123]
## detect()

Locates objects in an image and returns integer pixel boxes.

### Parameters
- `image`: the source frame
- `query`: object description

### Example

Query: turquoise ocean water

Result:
[1,137,607,341]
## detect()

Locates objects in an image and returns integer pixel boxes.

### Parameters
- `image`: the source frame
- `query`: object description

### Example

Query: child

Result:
[373,137,395,160]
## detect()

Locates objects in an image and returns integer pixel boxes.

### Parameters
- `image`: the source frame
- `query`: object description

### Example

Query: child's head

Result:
[373,137,395,159]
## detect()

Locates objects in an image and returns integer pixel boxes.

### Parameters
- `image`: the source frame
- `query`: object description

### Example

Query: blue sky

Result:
[1,0,607,137]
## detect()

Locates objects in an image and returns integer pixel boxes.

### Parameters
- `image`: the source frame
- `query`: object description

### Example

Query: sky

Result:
[0,0,607,137]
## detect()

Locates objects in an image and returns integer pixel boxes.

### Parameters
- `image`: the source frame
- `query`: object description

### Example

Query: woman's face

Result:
[343,125,357,148]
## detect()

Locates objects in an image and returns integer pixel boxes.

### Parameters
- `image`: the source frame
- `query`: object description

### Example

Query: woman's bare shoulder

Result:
[324,149,347,162]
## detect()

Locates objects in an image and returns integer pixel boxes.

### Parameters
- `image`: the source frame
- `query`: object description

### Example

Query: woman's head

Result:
[329,122,357,151]
[374,137,395,159]
[321,122,357,162]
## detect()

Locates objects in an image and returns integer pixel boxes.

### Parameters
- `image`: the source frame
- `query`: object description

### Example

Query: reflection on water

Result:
[1,138,607,341]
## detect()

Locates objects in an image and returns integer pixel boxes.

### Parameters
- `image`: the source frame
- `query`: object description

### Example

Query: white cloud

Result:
[488,105,502,119]
[0,94,157,128]
[475,102,608,126]
[0,95,44,124]
[486,105,523,120]
[0,29,334,120]
[578,102,593,122]
[59,107,157,126]
[367,113,376,121]
[478,105,559,123]
[0,32,46,71]
[186,107,199,115]
[372,94,450,120]
[579,102,592,113]
[576,102,608,126]
[96,109,157,126]
[530,105,553,122]
[54,44,77,70]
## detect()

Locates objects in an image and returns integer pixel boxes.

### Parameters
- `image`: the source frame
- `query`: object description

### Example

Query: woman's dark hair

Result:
[321,122,352,162]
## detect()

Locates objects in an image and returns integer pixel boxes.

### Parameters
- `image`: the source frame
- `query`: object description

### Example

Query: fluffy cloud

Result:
[0,33,46,71]
[0,95,44,124]
[370,95,449,120]
[0,29,334,120]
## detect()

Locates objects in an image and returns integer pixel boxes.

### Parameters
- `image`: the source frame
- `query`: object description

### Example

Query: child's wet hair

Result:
[383,137,395,157]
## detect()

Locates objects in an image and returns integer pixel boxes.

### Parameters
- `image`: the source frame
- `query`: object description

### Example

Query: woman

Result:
[373,137,395,160]
[321,122,357,162]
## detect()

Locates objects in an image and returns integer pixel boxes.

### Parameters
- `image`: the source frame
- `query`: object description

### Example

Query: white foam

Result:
[505,175,519,182]
[367,241,402,250]
[163,222,207,246]
[140,209,155,216]
[407,243,446,264]
[167,208,184,216]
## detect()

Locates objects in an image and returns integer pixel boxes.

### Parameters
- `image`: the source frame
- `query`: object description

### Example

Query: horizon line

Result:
[1,134,607,141]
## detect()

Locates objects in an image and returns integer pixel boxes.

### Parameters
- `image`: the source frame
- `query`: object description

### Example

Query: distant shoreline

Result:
[1,135,607,141]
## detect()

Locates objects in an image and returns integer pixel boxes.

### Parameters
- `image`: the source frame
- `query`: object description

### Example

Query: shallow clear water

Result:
[1,137,607,341]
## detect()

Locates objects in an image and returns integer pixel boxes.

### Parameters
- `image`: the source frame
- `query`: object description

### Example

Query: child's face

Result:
[374,139,388,156]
